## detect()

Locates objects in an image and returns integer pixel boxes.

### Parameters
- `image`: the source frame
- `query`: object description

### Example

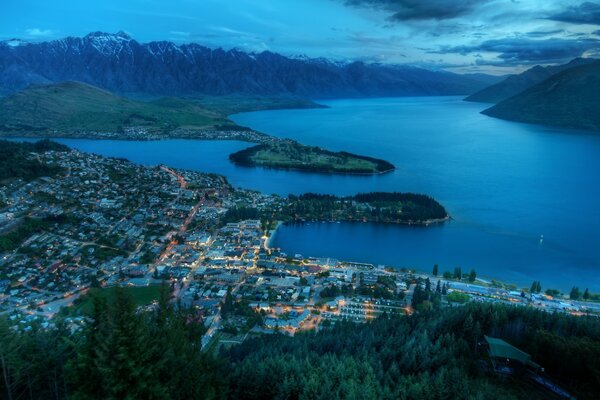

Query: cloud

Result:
[525,29,565,38]
[25,28,55,37]
[342,0,491,21]
[433,37,600,65]
[548,2,600,25]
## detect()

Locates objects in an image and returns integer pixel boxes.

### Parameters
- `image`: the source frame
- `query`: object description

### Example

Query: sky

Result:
[2,0,600,74]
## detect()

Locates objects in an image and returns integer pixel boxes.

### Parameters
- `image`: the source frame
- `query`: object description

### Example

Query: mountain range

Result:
[465,58,597,104]
[482,60,600,132]
[0,31,502,98]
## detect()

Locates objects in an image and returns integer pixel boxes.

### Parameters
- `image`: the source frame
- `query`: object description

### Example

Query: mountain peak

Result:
[1,38,27,47]
[84,31,132,41]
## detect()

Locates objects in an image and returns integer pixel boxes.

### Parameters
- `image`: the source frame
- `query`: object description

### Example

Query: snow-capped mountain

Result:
[0,32,501,97]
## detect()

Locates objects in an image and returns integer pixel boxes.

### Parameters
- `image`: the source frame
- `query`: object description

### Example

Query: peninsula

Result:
[224,192,448,225]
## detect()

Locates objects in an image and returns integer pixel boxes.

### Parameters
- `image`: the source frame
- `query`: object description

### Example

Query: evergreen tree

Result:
[222,287,235,317]
[454,267,462,280]
[583,288,590,301]
[468,269,476,282]
[70,293,109,399]
[432,264,438,277]
[530,281,542,293]
[570,286,581,300]
[0,317,16,400]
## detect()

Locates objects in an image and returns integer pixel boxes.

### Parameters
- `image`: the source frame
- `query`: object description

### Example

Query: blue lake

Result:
[26,96,600,291]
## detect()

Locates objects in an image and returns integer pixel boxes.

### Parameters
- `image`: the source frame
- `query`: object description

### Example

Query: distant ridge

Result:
[465,58,596,103]
[482,60,600,132]
[0,32,502,98]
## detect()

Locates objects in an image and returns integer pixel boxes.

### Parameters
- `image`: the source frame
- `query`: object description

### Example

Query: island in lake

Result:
[0,81,398,175]
[229,142,395,175]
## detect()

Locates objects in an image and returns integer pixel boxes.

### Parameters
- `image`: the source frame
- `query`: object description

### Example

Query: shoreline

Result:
[0,131,269,144]
[264,221,283,250]
[4,134,396,176]
[280,215,450,227]
[230,161,396,176]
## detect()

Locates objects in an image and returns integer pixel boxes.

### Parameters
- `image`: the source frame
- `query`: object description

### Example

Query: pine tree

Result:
[570,286,581,300]
[454,267,462,280]
[412,282,426,308]
[530,281,542,293]
[468,269,476,282]
[432,264,438,277]
[583,288,590,300]
[0,317,15,400]
[70,292,109,399]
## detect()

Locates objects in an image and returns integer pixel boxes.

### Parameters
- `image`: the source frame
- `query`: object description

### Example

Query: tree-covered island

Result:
[229,141,395,175]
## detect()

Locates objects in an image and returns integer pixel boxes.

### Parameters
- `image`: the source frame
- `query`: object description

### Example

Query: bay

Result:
[19,96,600,291]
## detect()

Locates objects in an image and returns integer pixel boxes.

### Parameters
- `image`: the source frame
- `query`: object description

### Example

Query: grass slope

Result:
[71,285,162,315]
[482,60,600,132]
[0,81,233,135]
[229,142,395,174]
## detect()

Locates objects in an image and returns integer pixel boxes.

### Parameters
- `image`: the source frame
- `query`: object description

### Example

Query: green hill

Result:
[482,61,600,132]
[465,58,596,104]
[0,81,234,136]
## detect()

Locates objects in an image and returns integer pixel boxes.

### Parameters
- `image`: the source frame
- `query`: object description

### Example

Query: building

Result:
[485,336,540,374]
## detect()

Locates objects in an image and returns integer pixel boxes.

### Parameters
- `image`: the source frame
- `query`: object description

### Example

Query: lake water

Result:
[26,97,600,291]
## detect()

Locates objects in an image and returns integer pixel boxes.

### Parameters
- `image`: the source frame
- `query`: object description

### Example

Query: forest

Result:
[2,283,599,400]
[0,139,69,181]
[223,192,449,226]
[0,217,49,252]
[281,192,448,223]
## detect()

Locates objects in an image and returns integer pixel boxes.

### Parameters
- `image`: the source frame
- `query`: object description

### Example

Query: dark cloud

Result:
[343,0,489,21]
[433,37,600,65]
[548,2,600,25]
[525,29,565,38]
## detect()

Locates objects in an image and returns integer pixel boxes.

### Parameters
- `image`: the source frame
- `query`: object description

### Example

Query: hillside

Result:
[482,61,600,131]
[0,32,502,98]
[0,139,68,182]
[465,58,596,103]
[0,81,240,137]
[3,292,599,399]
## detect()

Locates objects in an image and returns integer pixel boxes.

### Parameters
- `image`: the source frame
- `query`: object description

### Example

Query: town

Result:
[1,146,599,350]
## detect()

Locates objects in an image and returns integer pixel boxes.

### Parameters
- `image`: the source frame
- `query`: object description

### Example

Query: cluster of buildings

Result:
[0,149,249,314]
[2,147,598,343]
